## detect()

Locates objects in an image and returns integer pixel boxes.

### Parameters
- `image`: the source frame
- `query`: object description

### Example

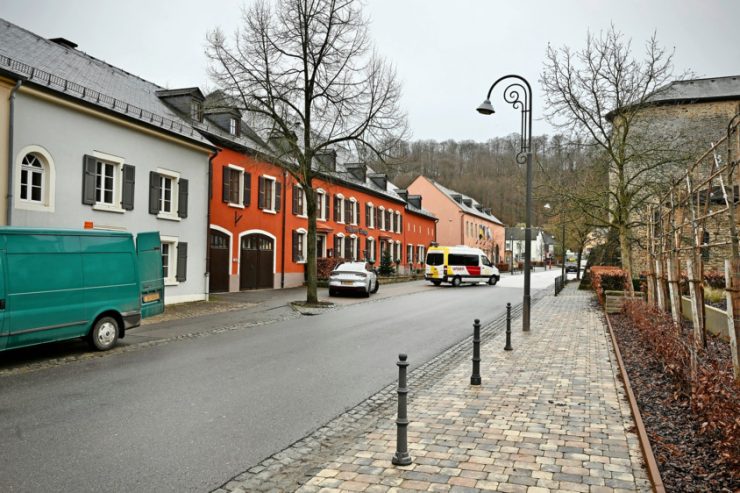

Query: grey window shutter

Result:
[121,164,135,210]
[176,242,188,282]
[275,182,282,212]
[365,204,370,227]
[399,214,402,232]
[292,230,299,261]
[82,155,97,205]
[333,196,340,221]
[258,177,265,209]
[292,185,299,215]
[149,171,161,214]
[222,166,231,203]
[243,172,251,206]
[324,195,329,219]
[333,235,339,257]
[177,178,189,218]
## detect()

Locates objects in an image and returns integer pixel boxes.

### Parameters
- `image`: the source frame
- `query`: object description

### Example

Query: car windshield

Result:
[426,252,444,266]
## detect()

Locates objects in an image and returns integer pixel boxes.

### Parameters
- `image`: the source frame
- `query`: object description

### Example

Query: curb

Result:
[604,311,666,493]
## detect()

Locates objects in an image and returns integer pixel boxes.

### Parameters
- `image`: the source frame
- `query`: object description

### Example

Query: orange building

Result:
[200,106,436,292]
[407,176,505,264]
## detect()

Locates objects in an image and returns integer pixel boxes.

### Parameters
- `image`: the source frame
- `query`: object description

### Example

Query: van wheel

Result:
[431,280,441,286]
[488,275,499,286]
[451,276,462,287]
[89,316,119,351]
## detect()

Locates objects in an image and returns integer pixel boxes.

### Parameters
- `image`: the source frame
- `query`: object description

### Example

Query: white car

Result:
[328,262,379,297]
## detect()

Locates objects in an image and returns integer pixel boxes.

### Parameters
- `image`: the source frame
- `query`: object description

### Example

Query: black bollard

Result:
[504,303,513,351]
[470,319,482,385]
[392,353,412,466]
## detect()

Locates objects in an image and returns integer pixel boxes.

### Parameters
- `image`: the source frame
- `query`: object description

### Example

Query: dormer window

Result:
[191,101,203,122]
[229,117,239,136]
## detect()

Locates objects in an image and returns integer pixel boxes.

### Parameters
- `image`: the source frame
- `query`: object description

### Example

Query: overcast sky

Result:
[3,0,739,142]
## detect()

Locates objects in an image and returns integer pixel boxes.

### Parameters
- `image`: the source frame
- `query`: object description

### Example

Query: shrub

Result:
[497,263,509,272]
[703,286,725,304]
[704,270,726,289]
[316,257,344,279]
[621,299,739,472]
[590,266,628,303]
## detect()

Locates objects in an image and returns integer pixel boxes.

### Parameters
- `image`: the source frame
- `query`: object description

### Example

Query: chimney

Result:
[50,37,78,49]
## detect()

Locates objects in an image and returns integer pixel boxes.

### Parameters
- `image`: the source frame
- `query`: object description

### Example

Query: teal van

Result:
[0,228,164,352]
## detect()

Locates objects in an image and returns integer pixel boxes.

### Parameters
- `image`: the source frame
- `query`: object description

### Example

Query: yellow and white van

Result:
[425,245,500,287]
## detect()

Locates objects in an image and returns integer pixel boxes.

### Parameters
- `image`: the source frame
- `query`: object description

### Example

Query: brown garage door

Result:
[240,234,274,290]
[208,229,230,293]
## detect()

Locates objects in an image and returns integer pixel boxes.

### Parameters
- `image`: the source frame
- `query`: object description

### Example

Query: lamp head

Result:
[476,99,495,115]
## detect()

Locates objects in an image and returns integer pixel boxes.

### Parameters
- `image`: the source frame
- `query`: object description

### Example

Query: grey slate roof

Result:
[0,18,212,147]
[647,75,740,104]
[505,227,554,243]
[429,180,504,226]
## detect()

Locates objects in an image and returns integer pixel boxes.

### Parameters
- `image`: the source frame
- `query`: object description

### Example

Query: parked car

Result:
[328,262,379,297]
[565,262,579,273]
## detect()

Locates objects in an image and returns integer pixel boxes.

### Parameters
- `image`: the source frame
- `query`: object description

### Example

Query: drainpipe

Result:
[205,148,220,300]
[7,78,24,226]
[280,169,288,288]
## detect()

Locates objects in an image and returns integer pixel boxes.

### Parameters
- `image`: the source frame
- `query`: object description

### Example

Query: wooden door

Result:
[208,229,230,293]
[240,234,274,290]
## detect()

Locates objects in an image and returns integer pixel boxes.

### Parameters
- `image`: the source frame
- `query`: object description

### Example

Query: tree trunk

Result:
[305,177,318,304]
[618,223,634,294]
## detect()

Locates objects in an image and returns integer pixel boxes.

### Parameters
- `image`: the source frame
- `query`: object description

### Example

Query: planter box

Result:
[680,296,730,342]
[604,290,645,314]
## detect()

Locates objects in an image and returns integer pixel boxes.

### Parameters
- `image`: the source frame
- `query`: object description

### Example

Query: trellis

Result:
[646,114,740,379]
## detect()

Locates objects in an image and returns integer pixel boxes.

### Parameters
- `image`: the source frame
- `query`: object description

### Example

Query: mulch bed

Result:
[609,313,739,492]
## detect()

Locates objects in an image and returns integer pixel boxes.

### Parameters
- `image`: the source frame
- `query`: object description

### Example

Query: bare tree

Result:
[540,25,685,283]
[206,0,407,304]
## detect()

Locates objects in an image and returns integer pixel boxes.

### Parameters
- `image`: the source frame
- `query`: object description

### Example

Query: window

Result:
[407,244,413,264]
[366,203,375,228]
[394,242,402,262]
[349,235,358,260]
[191,101,203,122]
[18,147,56,212]
[349,198,358,225]
[366,237,375,262]
[292,229,307,262]
[317,189,328,220]
[229,117,239,136]
[396,211,402,233]
[222,166,253,208]
[161,236,188,285]
[82,152,133,212]
[417,245,425,264]
[258,175,281,212]
[292,184,306,216]
[150,169,188,220]
[334,194,345,223]
[388,209,394,232]
[379,206,386,230]
[20,153,44,203]
[334,234,345,258]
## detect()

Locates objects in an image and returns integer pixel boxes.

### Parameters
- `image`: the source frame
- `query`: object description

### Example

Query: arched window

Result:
[16,146,55,212]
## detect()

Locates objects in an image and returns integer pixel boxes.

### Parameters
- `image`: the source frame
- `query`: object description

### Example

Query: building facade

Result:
[407,175,505,264]
[0,20,214,304]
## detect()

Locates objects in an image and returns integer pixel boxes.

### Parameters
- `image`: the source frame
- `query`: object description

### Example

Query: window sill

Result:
[93,204,125,214]
[227,202,245,209]
[164,278,179,286]
[262,209,277,215]
[157,213,181,222]
[297,214,308,219]
[16,201,54,213]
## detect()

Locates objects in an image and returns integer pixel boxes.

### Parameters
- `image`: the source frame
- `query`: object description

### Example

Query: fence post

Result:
[392,353,412,465]
[470,319,481,385]
[724,260,740,380]
[666,258,681,324]
[504,303,513,351]
[686,259,705,348]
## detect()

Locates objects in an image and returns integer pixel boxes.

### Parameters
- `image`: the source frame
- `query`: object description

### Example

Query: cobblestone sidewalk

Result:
[218,285,651,493]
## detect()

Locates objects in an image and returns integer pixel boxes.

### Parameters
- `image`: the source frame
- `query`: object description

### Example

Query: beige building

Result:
[407,175,505,264]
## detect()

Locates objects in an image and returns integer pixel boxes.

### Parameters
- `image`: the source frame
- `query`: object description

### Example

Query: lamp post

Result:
[478,75,533,331]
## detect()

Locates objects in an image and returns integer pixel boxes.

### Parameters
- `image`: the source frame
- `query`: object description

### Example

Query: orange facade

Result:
[208,148,437,291]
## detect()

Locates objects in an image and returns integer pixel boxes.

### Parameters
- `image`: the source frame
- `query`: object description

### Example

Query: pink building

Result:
[407,176,506,264]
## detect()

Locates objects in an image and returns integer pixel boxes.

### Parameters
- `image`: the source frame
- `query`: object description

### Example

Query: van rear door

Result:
[136,232,164,318]
[0,251,6,351]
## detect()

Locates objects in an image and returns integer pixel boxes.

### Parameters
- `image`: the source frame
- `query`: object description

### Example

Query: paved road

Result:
[0,271,562,492]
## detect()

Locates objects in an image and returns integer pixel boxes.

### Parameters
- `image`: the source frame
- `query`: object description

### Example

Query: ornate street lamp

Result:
[477,75,533,331]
